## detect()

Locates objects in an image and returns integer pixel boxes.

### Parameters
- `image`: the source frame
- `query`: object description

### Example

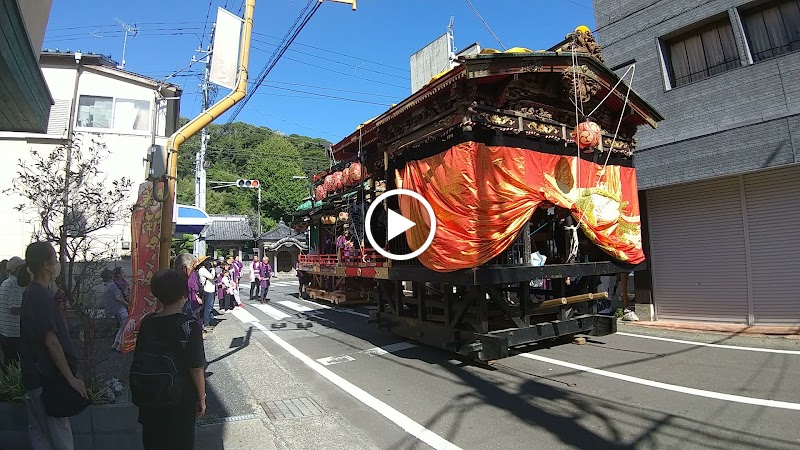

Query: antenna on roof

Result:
[114,18,139,69]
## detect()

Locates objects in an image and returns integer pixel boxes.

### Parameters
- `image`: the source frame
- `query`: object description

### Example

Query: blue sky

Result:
[43,0,597,142]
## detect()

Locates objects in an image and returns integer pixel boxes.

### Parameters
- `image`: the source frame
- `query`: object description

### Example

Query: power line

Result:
[252,31,410,73]
[227,0,322,124]
[251,38,410,80]
[249,46,407,90]
[46,26,203,39]
[261,80,401,99]
[259,85,394,106]
[246,106,339,137]
[46,21,206,32]
[200,0,215,48]
[464,0,506,50]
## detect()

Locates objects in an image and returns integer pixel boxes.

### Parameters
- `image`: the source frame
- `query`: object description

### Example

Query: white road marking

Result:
[313,342,420,367]
[254,304,291,320]
[279,300,314,312]
[362,342,418,356]
[616,332,800,355]
[231,313,462,450]
[316,355,356,366]
[300,298,370,318]
[521,353,800,411]
[272,281,300,287]
[230,308,260,324]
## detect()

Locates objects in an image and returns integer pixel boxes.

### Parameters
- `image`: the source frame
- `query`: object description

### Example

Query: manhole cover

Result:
[261,397,324,420]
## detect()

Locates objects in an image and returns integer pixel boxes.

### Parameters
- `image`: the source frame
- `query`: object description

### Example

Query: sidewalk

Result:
[623,319,800,339]
[196,309,379,450]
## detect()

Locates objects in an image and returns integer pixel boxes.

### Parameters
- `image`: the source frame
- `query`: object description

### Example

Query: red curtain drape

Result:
[396,142,644,272]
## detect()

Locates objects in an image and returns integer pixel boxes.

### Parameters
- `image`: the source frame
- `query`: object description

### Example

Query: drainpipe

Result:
[158,0,256,269]
[60,52,83,278]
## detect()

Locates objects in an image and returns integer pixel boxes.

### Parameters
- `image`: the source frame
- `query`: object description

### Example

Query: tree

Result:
[7,134,132,383]
[174,120,329,235]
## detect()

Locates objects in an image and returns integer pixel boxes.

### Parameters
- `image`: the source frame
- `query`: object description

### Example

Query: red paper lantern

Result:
[324,174,335,192]
[338,211,349,222]
[333,171,344,190]
[315,185,326,201]
[342,166,352,187]
[572,121,602,150]
[349,162,362,183]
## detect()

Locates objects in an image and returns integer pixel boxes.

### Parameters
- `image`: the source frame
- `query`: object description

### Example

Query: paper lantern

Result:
[324,174,335,192]
[333,171,344,191]
[572,121,602,150]
[314,185,326,201]
[349,162,363,183]
[342,166,352,187]
[338,211,349,222]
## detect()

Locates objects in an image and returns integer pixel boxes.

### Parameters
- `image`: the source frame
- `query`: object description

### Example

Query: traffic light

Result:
[237,179,260,188]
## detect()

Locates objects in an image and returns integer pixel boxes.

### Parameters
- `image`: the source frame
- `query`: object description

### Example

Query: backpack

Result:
[129,314,192,409]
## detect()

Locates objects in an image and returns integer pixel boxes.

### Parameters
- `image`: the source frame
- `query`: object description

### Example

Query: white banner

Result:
[209,7,242,90]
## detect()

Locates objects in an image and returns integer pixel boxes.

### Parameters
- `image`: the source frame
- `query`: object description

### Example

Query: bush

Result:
[0,361,26,404]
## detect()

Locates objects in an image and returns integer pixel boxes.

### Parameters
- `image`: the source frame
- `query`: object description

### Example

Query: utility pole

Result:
[194,26,214,258]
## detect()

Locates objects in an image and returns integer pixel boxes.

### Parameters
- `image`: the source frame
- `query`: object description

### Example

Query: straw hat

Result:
[197,255,211,265]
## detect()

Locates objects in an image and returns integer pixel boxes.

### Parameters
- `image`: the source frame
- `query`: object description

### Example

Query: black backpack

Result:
[129,314,192,409]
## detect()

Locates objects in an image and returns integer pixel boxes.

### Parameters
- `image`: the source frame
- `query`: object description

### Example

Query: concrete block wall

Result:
[592,0,800,189]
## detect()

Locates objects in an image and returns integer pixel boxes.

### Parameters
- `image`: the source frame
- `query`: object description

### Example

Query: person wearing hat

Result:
[102,268,129,352]
[0,256,25,367]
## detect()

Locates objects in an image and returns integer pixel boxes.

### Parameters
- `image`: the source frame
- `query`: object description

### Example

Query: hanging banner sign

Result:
[209,7,242,90]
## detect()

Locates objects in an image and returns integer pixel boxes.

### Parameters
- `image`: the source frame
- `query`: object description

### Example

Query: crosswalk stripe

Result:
[230,308,260,324]
[278,300,314,312]
[255,304,291,320]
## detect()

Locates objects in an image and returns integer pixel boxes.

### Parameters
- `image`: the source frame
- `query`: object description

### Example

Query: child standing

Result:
[131,269,206,450]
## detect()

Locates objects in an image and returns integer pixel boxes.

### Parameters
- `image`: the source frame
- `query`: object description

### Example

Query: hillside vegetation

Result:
[176,120,331,234]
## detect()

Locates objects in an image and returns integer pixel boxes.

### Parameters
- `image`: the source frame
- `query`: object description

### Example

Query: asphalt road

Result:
[225,279,800,450]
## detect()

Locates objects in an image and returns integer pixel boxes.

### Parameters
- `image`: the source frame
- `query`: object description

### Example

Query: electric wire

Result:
[464,0,506,50]
[226,0,322,124]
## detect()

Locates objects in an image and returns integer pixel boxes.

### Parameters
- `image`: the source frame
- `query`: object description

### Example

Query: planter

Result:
[0,401,28,450]
[0,399,142,450]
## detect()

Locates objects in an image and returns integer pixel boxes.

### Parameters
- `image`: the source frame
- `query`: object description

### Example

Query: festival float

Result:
[294,26,663,360]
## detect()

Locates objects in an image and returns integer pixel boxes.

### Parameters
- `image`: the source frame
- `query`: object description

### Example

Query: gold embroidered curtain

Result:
[396,142,644,272]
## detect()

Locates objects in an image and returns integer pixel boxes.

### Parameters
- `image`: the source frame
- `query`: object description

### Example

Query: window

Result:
[77,96,113,128]
[76,95,151,132]
[666,19,740,88]
[742,0,800,61]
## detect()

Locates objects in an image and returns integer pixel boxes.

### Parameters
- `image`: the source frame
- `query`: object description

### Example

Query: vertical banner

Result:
[121,181,163,352]
[209,7,242,90]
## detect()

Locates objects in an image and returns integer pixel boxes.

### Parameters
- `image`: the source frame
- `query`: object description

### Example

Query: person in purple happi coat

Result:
[258,256,272,304]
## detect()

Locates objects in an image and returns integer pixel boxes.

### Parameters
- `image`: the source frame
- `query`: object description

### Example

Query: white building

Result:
[0,51,182,260]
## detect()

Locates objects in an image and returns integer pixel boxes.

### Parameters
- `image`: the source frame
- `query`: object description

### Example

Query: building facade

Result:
[0,51,181,260]
[0,0,54,132]
[593,0,800,325]
[204,215,255,260]
[257,219,308,273]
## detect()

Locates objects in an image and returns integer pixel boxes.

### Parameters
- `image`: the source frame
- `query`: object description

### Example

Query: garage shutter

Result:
[743,165,800,325]
[647,177,749,323]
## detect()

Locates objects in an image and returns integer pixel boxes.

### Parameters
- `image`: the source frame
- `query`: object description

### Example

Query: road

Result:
[216,278,800,450]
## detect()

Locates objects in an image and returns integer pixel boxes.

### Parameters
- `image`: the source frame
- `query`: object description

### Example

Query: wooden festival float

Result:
[294,26,663,360]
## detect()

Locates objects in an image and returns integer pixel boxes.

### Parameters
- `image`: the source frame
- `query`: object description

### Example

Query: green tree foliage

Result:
[175,120,329,235]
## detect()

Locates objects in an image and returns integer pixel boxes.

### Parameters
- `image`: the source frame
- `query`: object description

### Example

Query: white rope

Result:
[586,64,634,118]
[598,63,635,176]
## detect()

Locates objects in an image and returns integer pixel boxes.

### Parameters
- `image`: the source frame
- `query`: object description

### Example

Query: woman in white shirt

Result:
[196,256,216,331]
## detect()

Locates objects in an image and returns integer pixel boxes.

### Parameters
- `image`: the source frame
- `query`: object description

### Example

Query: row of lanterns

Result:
[313,162,364,201]
[321,211,349,224]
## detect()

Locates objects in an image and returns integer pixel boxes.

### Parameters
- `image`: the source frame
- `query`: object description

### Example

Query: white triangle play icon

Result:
[387,209,416,241]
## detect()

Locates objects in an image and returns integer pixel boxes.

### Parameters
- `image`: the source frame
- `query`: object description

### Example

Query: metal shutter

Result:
[647,177,749,323]
[743,165,800,325]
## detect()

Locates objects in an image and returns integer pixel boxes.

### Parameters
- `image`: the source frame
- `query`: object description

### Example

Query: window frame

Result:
[662,16,741,89]
[75,94,152,134]
[739,0,800,63]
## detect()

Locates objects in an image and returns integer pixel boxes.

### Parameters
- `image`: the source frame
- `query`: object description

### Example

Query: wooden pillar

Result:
[621,271,629,309]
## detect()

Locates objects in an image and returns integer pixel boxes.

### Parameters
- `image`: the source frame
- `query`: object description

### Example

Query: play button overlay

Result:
[365,189,436,261]
[386,209,416,241]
